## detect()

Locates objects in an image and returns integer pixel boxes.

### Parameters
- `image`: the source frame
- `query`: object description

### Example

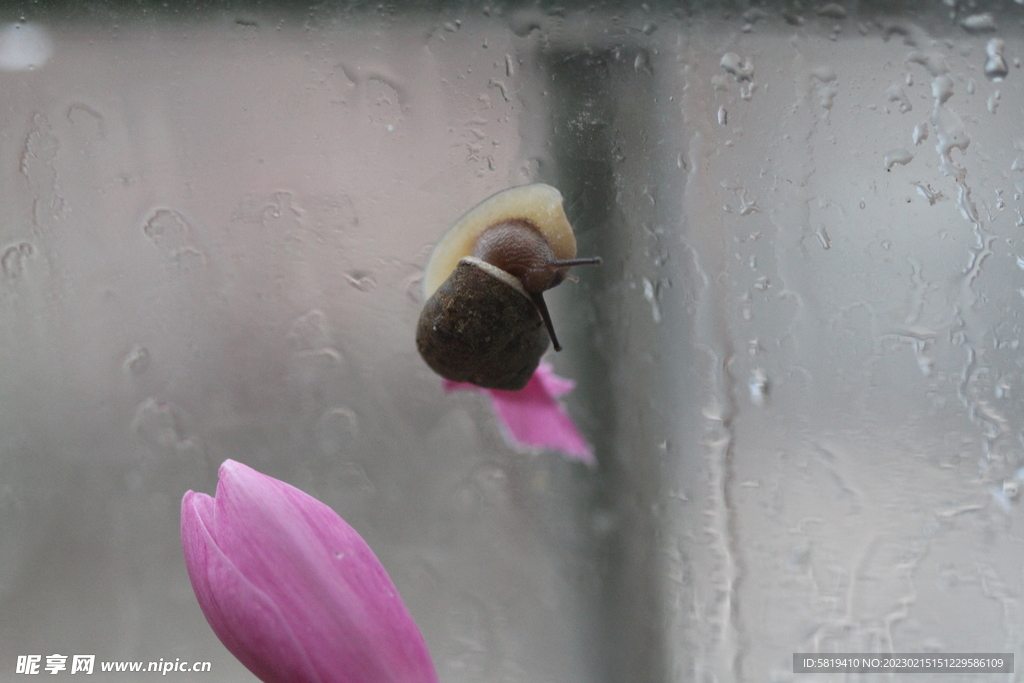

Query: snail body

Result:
[416,184,600,391]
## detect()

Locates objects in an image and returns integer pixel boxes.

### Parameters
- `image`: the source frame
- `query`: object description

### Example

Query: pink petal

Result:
[181,460,439,683]
[445,363,596,467]
[182,492,320,683]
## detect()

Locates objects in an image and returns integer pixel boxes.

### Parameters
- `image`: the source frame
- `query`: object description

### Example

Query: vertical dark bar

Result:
[542,48,667,683]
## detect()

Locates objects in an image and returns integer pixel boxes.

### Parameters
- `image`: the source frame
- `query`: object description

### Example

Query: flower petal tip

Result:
[180,460,440,683]
[444,364,596,467]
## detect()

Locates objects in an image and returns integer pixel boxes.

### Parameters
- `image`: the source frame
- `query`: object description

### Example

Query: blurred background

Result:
[1,1,1023,681]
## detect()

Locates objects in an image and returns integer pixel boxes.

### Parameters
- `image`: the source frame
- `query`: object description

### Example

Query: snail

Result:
[416,184,601,391]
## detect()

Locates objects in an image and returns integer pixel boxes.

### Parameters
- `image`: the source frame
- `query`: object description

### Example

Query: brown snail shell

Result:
[421,184,578,298]
[416,257,549,390]
[417,184,600,391]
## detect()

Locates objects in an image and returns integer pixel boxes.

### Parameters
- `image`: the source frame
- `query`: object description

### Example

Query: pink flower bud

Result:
[181,459,439,683]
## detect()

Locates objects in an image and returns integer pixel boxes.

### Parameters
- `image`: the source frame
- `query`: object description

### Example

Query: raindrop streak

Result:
[933,107,970,180]
[984,39,1009,81]
[642,277,662,324]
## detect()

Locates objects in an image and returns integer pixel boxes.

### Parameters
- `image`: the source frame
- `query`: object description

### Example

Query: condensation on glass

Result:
[0,3,1022,682]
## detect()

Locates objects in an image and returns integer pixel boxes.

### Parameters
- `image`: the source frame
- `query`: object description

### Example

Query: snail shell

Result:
[416,184,598,391]
[416,257,550,390]
[421,184,578,298]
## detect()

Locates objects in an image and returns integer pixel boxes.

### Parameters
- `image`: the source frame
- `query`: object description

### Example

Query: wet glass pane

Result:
[1,2,1022,681]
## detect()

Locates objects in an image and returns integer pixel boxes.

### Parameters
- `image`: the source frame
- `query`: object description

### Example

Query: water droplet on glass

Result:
[344,270,377,291]
[315,406,359,456]
[720,52,754,82]
[717,106,728,126]
[781,9,804,25]
[915,183,941,204]
[738,190,760,215]
[812,66,837,83]
[143,208,205,268]
[487,77,511,102]
[907,51,949,77]
[884,148,914,170]
[288,309,330,351]
[912,121,929,145]
[818,3,847,19]
[1012,140,1024,171]
[507,8,546,36]
[987,91,1000,114]
[642,277,662,324]
[749,369,768,407]
[131,397,191,451]
[1,241,33,279]
[365,76,404,130]
[960,13,997,32]
[931,75,954,104]
[933,107,970,179]
[966,78,976,95]
[885,83,912,113]
[122,345,151,375]
[815,225,831,249]
[504,53,515,78]
[984,38,1009,81]
[634,49,653,76]
[742,8,769,24]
